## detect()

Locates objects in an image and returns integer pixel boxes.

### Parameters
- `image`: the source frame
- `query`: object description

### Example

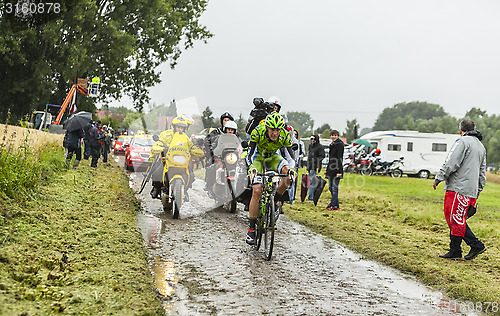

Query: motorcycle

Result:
[160,132,203,218]
[360,156,404,178]
[343,152,369,174]
[206,133,247,213]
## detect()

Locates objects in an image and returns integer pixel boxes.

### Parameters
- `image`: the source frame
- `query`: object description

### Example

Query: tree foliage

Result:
[201,106,215,128]
[285,111,314,136]
[0,0,212,123]
[344,119,359,143]
[373,101,447,131]
[315,123,330,135]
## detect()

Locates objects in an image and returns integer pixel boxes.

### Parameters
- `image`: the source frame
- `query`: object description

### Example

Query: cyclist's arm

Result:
[246,140,258,166]
[246,127,261,166]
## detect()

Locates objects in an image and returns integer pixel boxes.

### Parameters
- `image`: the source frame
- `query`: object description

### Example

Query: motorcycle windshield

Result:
[213,134,241,157]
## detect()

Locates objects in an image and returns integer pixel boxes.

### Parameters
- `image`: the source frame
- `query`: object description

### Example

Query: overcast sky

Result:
[112,0,500,132]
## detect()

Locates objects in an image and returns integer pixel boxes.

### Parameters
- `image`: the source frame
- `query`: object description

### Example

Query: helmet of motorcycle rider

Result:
[374,148,381,155]
[265,112,285,130]
[267,96,281,113]
[179,114,194,128]
[223,120,238,134]
[171,115,189,131]
[220,112,234,126]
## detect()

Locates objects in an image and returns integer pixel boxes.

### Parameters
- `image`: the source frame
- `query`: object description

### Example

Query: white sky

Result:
[111,0,500,132]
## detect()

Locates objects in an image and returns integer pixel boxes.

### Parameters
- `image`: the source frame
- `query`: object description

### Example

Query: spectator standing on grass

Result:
[83,121,93,160]
[89,120,104,168]
[65,128,85,170]
[307,134,325,201]
[325,130,344,210]
[433,119,487,260]
[101,125,112,163]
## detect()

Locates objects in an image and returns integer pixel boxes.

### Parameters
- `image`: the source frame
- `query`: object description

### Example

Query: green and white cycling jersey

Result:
[246,123,296,173]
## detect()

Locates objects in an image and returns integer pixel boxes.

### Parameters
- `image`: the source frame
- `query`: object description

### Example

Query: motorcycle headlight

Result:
[172,155,186,164]
[225,153,238,164]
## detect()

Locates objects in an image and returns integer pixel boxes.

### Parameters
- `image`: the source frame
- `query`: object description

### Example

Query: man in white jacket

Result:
[433,119,487,260]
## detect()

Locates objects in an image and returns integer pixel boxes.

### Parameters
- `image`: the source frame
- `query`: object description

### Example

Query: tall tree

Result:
[373,101,448,131]
[201,106,215,128]
[344,119,359,143]
[285,111,314,135]
[315,123,331,135]
[0,0,212,123]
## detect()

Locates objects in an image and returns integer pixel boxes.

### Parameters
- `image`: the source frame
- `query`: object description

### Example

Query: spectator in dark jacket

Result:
[89,120,104,168]
[65,128,85,169]
[325,130,344,210]
[83,121,93,160]
[307,134,325,201]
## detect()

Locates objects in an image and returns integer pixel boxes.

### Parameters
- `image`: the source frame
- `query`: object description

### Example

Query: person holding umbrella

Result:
[64,128,84,169]
[62,111,93,169]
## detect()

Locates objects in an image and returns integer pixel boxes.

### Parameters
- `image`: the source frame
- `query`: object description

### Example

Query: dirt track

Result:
[120,155,465,316]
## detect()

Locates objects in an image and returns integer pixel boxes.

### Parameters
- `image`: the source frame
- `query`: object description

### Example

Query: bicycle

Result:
[253,171,289,261]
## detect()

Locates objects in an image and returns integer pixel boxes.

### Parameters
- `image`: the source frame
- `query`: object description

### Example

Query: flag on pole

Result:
[68,90,77,114]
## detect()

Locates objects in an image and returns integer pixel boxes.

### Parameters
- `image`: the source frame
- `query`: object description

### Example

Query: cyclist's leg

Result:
[247,157,264,245]
[249,157,264,218]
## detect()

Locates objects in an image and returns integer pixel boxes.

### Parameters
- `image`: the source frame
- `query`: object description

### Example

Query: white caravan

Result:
[360,131,459,178]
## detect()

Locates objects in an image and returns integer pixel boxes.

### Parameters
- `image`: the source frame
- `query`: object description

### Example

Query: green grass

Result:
[0,159,163,315]
[287,171,500,305]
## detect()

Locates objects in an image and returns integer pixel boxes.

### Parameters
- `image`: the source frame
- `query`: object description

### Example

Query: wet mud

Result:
[119,156,473,315]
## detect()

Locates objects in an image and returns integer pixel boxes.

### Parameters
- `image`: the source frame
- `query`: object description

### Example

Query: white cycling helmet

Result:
[223,120,238,133]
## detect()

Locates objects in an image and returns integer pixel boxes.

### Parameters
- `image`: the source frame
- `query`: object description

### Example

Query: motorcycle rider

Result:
[148,114,199,199]
[245,112,296,245]
[222,120,237,135]
[204,112,235,190]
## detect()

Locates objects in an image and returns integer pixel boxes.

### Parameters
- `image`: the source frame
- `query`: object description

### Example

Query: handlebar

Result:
[256,171,289,178]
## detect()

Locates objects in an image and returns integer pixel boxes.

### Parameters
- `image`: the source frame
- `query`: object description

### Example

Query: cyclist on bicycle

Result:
[245,112,296,245]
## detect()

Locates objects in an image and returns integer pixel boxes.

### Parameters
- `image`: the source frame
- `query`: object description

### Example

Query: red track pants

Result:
[443,191,477,237]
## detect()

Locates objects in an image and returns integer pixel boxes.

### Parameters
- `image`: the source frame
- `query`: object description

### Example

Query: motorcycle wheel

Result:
[172,178,183,219]
[360,166,372,176]
[230,200,237,213]
[161,192,173,212]
[391,169,403,178]
[346,165,355,174]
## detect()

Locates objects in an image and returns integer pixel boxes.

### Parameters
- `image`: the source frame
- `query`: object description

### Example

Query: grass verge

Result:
[287,171,500,306]
[0,159,163,315]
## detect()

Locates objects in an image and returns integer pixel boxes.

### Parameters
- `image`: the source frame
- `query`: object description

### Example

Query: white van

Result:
[360,131,459,178]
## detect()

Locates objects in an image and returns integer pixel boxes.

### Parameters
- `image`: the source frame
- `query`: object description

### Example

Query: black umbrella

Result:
[63,111,92,131]
[313,175,327,206]
[300,173,311,202]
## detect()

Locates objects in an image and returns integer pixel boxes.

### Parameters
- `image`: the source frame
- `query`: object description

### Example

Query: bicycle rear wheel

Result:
[264,196,275,261]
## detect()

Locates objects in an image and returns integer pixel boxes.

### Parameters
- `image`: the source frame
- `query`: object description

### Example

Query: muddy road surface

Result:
[117,156,467,315]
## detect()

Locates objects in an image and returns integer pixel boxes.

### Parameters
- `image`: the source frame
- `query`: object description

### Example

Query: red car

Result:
[114,135,132,154]
[123,135,156,171]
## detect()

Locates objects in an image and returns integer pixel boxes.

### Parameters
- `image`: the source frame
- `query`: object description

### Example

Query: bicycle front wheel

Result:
[264,196,275,261]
